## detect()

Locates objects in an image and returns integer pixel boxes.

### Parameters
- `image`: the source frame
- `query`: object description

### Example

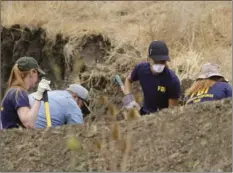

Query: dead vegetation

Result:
[1,1,232,86]
[0,1,232,172]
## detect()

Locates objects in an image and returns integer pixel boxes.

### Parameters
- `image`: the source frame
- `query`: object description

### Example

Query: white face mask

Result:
[152,64,165,73]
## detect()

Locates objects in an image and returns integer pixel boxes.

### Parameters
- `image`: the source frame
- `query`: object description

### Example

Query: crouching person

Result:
[185,63,232,104]
[1,57,51,129]
[29,84,91,128]
[123,40,181,115]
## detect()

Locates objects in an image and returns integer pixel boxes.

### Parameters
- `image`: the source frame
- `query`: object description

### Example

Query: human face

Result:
[73,94,91,115]
[147,58,167,65]
[77,98,85,107]
[72,94,84,107]
[147,58,167,74]
[29,69,39,88]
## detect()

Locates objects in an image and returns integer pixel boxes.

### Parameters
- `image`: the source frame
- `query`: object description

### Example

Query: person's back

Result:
[1,88,29,129]
[185,81,232,104]
[29,90,83,128]
[185,63,232,105]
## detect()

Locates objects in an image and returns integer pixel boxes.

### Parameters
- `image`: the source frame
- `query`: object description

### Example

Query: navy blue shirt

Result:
[185,82,232,104]
[1,88,30,129]
[130,62,181,113]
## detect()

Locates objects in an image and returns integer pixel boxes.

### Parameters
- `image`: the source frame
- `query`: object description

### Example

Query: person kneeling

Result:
[123,41,181,115]
[29,84,91,128]
[1,56,50,129]
[185,63,232,105]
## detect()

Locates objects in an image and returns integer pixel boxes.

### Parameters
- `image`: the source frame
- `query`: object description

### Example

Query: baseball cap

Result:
[66,84,91,115]
[16,56,46,76]
[148,40,170,62]
[196,63,229,82]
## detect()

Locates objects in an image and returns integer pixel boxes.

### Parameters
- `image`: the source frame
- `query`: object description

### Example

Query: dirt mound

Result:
[1,24,195,102]
[1,25,111,95]
[62,34,111,89]
[0,98,231,172]
[1,25,63,94]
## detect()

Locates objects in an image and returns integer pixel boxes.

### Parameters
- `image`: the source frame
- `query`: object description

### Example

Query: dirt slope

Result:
[0,2,232,172]
[1,25,113,96]
[0,98,231,172]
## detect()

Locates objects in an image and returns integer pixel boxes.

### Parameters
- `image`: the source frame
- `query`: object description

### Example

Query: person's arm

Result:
[11,90,40,128]
[124,64,140,95]
[17,101,41,128]
[124,75,134,95]
[18,79,51,128]
[168,76,181,107]
[168,98,179,107]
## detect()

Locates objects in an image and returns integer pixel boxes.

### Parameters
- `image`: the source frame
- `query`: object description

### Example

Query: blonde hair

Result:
[8,64,32,89]
[185,76,227,98]
[185,79,216,97]
[2,64,30,104]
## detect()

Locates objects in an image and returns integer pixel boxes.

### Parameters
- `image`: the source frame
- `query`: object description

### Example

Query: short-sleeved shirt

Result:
[185,82,232,104]
[1,88,30,129]
[28,90,83,128]
[130,62,181,113]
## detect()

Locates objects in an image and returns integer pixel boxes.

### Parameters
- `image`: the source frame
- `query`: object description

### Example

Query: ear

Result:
[147,58,153,65]
[72,93,76,98]
[31,69,37,76]
[73,94,78,101]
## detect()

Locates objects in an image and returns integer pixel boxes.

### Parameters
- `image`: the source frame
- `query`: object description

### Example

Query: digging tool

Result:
[43,90,51,127]
[114,74,141,111]
[42,77,52,127]
[114,74,125,94]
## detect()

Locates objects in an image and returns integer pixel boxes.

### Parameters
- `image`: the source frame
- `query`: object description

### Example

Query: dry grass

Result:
[1,2,232,171]
[1,1,232,84]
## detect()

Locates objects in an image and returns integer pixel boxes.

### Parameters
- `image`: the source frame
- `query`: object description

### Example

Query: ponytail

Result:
[8,64,29,89]
[1,64,30,105]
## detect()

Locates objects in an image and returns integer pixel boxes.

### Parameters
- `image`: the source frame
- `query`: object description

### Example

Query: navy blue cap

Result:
[148,41,170,61]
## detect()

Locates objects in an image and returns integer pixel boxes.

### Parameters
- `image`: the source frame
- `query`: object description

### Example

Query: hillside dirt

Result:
[1,25,193,99]
[1,25,112,94]
[0,98,231,172]
[0,3,231,171]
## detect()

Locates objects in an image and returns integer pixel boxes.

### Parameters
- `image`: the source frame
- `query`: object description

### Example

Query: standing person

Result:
[28,84,91,128]
[185,63,232,104]
[123,40,181,115]
[1,56,51,129]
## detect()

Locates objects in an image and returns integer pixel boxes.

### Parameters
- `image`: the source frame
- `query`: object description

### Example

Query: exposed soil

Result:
[1,25,111,94]
[0,25,231,172]
[1,25,191,96]
[1,25,193,119]
[0,98,231,172]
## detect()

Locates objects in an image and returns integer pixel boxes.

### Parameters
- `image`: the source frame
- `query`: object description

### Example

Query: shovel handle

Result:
[114,74,125,94]
[43,90,49,102]
[114,74,124,87]
[43,90,51,127]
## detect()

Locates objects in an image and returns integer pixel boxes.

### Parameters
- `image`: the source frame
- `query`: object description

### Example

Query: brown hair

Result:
[2,64,31,104]
[185,76,226,97]
[8,64,31,89]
